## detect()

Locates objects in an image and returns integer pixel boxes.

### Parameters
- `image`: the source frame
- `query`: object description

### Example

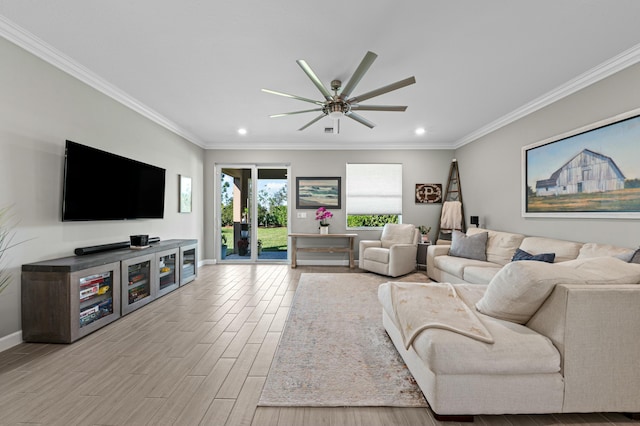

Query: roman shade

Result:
[346,163,402,215]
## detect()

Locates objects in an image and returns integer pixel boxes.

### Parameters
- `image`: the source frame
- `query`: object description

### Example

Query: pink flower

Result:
[315,207,333,223]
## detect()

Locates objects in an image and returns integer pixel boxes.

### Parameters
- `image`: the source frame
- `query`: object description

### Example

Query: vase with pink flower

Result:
[315,207,333,234]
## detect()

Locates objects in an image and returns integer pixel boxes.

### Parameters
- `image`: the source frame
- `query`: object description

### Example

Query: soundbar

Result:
[75,237,161,256]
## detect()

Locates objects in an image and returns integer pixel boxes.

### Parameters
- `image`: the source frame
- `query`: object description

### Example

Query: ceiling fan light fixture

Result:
[328,103,344,119]
[415,127,426,135]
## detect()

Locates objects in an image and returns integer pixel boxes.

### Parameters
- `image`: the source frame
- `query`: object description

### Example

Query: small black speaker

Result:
[130,235,149,246]
[470,216,480,227]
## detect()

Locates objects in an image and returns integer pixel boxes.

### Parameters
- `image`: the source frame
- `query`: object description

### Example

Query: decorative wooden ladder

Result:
[437,159,466,243]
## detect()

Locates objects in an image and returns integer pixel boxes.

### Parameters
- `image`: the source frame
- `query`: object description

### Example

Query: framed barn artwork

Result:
[415,183,442,204]
[522,107,640,218]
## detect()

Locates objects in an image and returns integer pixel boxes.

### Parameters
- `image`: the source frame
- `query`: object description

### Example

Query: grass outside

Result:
[221,226,287,253]
[528,187,640,212]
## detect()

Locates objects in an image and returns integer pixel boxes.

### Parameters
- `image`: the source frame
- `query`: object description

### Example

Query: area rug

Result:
[258,272,429,407]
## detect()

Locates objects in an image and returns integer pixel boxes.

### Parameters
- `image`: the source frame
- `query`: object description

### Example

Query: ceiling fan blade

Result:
[339,51,377,100]
[345,112,376,129]
[350,105,408,112]
[348,76,416,103]
[270,108,323,118]
[261,88,324,106]
[296,59,333,101]
[298,113,327,131]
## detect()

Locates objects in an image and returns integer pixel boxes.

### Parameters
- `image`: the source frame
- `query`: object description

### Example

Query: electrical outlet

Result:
[297,212,307,219]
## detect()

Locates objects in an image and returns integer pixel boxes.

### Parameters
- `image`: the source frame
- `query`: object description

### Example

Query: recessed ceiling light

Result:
[238,128,247,135]
[415,127,426,136]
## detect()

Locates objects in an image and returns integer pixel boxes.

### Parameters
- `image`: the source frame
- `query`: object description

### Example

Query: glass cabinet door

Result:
[79,271,115,328]
[121,253,157,315]
[157,248,179,297]
[71,260,121,342]
[180,244,197,285]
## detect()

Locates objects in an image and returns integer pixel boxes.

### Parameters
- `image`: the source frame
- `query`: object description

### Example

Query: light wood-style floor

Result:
[0,264,636,425]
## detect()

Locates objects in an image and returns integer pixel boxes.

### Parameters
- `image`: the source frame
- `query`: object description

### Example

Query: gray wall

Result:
[3,28,639,346]
[0,37,204,342]
[455,62,640,248]
[203,149,454,261]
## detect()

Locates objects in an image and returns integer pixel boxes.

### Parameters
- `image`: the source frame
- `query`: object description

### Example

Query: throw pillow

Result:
[511,248,555,263]
[449,230,487,261]
[579,242,635,261]
[629,249,640,264]
[476,261,587,324]
[615,251,635,262]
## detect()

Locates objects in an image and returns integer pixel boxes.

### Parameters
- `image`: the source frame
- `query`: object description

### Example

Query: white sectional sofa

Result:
[378,228,640,419]
[427,227,635,285]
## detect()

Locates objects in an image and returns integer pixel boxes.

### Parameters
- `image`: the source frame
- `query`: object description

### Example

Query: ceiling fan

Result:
[262,51,416,131]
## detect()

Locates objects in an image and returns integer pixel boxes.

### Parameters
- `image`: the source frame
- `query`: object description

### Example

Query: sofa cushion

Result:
[449,230,487,261]
[468,228,525,266]
[411,321,561,375]
[555,256,640,283]
[518,237,582,262]
[433,255,494,279]
[463,266,502,284]
[476,257,640,324]
[512,248,555,263]
[577,242,635,261]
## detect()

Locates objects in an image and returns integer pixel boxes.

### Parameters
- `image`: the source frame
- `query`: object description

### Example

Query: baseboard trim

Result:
[0,330,23,353]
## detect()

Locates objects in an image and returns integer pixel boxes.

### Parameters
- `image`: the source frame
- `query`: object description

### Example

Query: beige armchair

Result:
[359,223,420,277]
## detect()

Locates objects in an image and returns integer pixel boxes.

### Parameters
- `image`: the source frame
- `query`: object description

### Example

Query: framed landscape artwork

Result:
[522,108,640,218]
[415,183,442,204]
[296,177,341,209]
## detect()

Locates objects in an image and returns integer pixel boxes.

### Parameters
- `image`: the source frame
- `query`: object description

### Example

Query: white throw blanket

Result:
[440,200,463,230]
[389,282,494,349]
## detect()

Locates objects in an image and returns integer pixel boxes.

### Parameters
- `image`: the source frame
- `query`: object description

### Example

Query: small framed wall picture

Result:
[415,183,442,204]
[296,177,342,209]
[179,175,192,213]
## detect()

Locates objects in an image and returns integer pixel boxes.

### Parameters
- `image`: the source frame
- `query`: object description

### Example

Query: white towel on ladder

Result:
[440,200,462,231]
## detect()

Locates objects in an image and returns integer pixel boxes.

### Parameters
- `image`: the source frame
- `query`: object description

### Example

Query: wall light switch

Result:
[297,212,307,219]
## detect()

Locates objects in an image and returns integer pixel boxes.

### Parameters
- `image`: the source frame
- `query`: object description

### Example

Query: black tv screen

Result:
[62,140,166,221]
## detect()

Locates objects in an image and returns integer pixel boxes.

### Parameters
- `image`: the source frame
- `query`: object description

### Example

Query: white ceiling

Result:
[1,1,640,150]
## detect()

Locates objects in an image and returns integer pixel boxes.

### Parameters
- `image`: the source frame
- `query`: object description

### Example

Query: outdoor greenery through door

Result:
[220,167,288,260]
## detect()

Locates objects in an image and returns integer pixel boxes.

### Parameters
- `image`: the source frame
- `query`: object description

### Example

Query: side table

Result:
[417,242,430,270]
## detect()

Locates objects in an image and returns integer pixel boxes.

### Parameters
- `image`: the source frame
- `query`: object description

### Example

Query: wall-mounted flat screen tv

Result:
[62,140,166,221]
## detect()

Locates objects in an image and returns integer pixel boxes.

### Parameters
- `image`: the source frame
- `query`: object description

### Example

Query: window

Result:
[346,163,402,228]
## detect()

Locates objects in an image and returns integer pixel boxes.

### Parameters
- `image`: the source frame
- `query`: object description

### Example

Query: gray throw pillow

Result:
[629,249,640,264]
[449,230,487,261]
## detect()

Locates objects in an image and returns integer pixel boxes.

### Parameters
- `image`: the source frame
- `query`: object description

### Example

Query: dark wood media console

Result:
[21,239,197,343]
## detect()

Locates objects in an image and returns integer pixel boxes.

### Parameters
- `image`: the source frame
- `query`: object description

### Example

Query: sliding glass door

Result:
[216,164,289,263]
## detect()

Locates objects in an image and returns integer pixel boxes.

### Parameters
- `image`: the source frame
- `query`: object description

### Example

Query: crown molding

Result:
[453,42,640,148]
[4,13,639,152]
[0,15,206,148]
[203,140,455,150]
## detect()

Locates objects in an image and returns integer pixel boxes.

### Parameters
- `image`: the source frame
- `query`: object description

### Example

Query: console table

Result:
[289,233,358,269]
